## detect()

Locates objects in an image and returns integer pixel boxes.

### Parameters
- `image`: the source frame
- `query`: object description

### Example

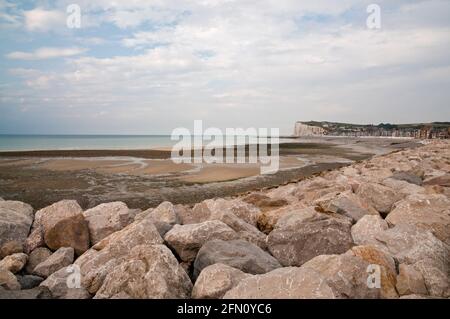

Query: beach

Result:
[0,137,419,210]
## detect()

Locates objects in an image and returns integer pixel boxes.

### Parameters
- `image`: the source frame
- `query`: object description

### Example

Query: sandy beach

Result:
[0,137,420,210]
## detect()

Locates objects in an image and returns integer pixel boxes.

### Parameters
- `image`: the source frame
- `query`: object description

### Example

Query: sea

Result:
[0,135,294,151]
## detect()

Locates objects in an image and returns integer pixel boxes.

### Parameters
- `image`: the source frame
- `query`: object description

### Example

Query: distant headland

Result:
[294,121,450,139]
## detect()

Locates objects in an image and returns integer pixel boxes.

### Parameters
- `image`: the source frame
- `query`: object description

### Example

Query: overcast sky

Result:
[0,0,449,135]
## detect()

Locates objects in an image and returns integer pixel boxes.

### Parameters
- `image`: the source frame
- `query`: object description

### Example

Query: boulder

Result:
[194,239,281,279]
[267,209,353,266]
[223,267,336,299]
[243,193,288,210]
[17,275,44,289]
[356,183,404,215]
[301,254,380,299]
[192,264,251,299]
[0,200,34,248]
[348,245,398,299]
[0,253,27,274]
[173,205,198,225]
[391,171,423,186]
[375,224,449,297]
[25,247,52,274]
[40,266,91,299]
[256,203,307,234]
[386,194,450,244]
[207,210,267,250]
[75,218,163,294]
[94,245,192,299]
[317,191,380,222]
[351,215,388,247]
[0,241,23,259]
[33,247,74,278]
[396,264,428,296]
[141,201,181,236]
[0,269,20,290]
[27,200,90,255]
[382,178,425,196]
[0,286,52,299]
[164,221,238,262]
[193,198,261,227]
[82,202,139,245]
[423,174,450,187]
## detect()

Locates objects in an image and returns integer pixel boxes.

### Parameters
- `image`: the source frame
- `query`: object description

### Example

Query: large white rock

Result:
[94,245,192,299]
[0,200,34,248]
[351,215,388,247]
[75,217,163,294]
[83,202,139,245]
[192,264,251,299]
[224,267,335,299]
[386,194,450,245]
[356,183,404,215]
[33,247,74,278]
[164,221,238,262]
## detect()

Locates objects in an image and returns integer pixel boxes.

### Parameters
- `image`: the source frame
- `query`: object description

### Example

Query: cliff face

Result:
[293,122,325,137]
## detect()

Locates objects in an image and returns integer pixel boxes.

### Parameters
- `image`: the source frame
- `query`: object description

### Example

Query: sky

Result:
[0,0,449,135]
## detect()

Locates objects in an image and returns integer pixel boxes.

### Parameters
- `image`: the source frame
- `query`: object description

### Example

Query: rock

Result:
[301,254,380,299]
[0,241,23,259]
[193,198,261,227]
[0,286,52,299]
[194,239,281,279]
[391,171,423,186]
[33,247,74,278]
[17,275,44,289]
[243,193,288,210]
[94,245,192,299]
[142,201,181,236]
[348,246,398,299]
[356,183,404,215]
[40,266,91,299]
[386,194,450,245]
[25,247,52,274]
[83,202,139,245]
[42,201,90,255]
[396,264,428,296]
[223,267,335,299]
[0,269,20,290]
[317,191,380,222]
[0,253,27,274]
[0,200,34,248]
[351,215,388,247]
[75,218,163,294]
[208,210,267,250]
[173,205,198,225]
[375,224,449,297]
[423,174,450,187]
[256,203,307,234]
[192,264,251,299]
[267,209,354,266]
[164,221,238,262]
[382,178,426,196]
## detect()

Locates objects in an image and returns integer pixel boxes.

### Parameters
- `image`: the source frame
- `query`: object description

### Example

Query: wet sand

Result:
[0,137,420,210]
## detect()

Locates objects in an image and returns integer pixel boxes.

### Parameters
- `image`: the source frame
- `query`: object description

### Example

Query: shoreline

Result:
[0,138,421,210]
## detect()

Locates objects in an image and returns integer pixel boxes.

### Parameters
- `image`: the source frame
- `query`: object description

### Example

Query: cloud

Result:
[23,8,65,31]
[6,47,87,60]
[1,0,450,134]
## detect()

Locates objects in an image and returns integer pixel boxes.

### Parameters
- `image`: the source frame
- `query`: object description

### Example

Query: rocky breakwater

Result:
[0,140,449,299]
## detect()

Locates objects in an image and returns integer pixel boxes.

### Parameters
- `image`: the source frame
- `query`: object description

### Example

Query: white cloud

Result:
[6,47,87,60]
[23,8,65,31]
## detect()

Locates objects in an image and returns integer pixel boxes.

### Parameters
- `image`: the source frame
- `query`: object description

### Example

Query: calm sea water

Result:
[0,135,293,151]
